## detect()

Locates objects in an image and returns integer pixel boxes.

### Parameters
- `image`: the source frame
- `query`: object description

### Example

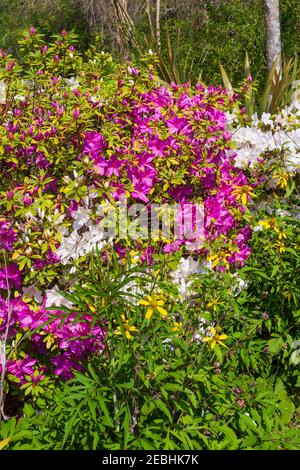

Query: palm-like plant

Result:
[220,53,300,117]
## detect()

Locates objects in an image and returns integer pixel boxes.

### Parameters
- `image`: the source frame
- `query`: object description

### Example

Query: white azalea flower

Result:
[0,81,6,104]
[65,77,80,90]
[45,286,73,308]
[170,257,211,300]
[260,112,273,127]
[72,206,91,230]
[56,230,80,264]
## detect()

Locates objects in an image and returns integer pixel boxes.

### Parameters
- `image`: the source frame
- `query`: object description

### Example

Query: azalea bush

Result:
[0,29,254,396]
[0,29,299,450]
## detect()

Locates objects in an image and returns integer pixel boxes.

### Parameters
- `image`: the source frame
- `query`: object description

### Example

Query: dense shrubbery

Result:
[0,31,299,450]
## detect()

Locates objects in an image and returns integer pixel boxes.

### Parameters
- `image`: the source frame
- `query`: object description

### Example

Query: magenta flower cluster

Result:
[0,284,105,381]
[81,83,252,266]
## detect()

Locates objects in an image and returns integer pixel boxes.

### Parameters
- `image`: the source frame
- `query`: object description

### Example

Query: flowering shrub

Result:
[230,103,300,183]
[0,31,299,450]
[0,31,255,394]
[1,218,299,449]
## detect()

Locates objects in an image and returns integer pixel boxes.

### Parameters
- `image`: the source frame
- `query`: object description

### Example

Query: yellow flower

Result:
[129,250,140,265]
[232,185,256,206]
[274,240,285,253]
[202,326,228,349]
[259,219,287,243]
[272,172,289,189]
[258,218,277,230]
[274,228,287,241]
[207,297,225,311]
[121,250,140,265]
[207,252,230,270]
[115,314,138,340]
[139,295,168,320]
[172,321,183,333]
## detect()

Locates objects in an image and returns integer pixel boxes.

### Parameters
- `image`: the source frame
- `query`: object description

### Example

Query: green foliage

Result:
[0,0,89,54]
[221,54,300,116]
[1,198,299,449]
[1,0,300,88]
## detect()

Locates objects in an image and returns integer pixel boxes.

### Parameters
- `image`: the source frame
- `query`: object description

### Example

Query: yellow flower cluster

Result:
[115,314,138,340]
[259,218,287,253]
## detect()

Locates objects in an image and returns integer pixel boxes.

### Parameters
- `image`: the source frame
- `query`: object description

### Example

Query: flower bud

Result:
[25,247,33,256]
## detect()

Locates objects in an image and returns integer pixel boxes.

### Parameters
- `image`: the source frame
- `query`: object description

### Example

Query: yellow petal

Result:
[157,300,164,306]
[145,307,153,320]
[125,331,131,340]
[0,437,10,450]
[210,340,217,349]
[210,326,216,336]
[219,334,227,341]
[258,220,267,227]
[129,325,138,332]
[242,193,247,206]
[139,300,150,306]
[157,306,168,316]
[202,336,212,342]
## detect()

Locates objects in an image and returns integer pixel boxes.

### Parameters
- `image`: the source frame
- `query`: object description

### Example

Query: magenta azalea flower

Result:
[0,219,16,251]
[0,263,21,290]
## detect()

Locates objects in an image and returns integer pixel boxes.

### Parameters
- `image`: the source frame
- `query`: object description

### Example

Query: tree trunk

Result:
[156,0,161,50]
[264,0,282,71]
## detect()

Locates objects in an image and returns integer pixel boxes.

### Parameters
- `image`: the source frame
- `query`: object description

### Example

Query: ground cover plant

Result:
[0,30,299,450]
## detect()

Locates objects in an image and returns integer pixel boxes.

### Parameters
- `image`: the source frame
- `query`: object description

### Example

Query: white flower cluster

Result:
[56,189,111,266]
[230,102,300,173]
[170,256,212,300]
[57,224,108,266]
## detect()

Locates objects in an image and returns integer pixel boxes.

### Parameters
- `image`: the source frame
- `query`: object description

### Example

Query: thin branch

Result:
[0,251,13,421]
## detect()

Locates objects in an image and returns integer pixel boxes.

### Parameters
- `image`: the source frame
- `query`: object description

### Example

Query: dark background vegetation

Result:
[0,1,299,86]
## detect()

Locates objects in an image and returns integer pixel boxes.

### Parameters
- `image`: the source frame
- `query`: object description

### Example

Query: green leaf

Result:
[239,414,259,434]
[141,401,155,417]
[92,432,100,450]
[285,178,295,198]
[122,408,130,449]
[271,264,280,278]
[268,337,284,354]
[279,398,295,425]
[219,65,234,95]
[155,399,172,423]
[97,395,113,427]
[23,403,35,419]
